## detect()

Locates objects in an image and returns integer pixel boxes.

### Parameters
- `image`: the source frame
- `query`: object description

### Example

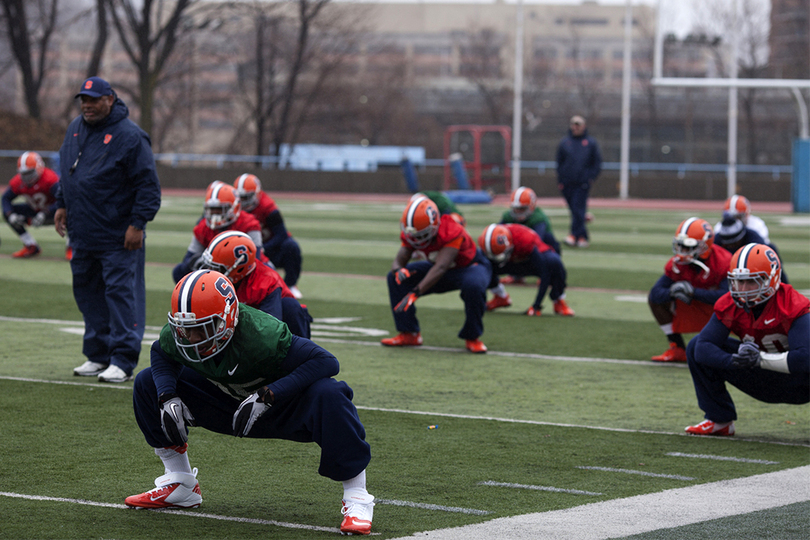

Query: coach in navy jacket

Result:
[556,115,602,247]
[55,77,161,383]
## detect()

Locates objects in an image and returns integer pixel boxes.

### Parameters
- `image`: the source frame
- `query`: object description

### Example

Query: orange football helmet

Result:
[204,182,241,230]
[199,231,257,284]
[17,151,44,186]
[728,243,781,308]
[672,217,714,264]
[723,195,751,223]
[233,173,262,212]
[401,196,440,249]
[509,187,537,221]
[169,269,239,362]
[478,224,513,265]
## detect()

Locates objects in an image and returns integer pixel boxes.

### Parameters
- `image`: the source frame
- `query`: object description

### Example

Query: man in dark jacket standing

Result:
[55,77,162,383]
[556,115,602,248]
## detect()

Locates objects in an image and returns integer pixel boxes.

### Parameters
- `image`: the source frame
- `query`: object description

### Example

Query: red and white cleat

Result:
[13,244,41,258]
[340,489,374,535]
[486,294,512,312]
[685,419,735,437]
[381,332,422,347]
[125,469,202,509]
[651,343,687,362]
[553,299,575,317]
[465,339,487,354]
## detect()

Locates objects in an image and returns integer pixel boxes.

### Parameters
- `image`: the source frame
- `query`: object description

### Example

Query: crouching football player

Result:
[685,244,809,436]
[125,269,374,535]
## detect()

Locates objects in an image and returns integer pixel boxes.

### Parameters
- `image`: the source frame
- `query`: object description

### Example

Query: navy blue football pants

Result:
[686,337,810,423]
[561,183,591,241]
[386,251,491,340]
[487,248,567,310]
[70,246,146,376]
[264,236,302,288]
[132,366,371,482]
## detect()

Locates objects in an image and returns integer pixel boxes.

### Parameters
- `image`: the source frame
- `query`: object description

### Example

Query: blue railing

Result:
[0,150,791,179]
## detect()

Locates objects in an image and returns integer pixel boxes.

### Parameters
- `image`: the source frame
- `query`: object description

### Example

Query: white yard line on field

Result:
[387,466,810,540]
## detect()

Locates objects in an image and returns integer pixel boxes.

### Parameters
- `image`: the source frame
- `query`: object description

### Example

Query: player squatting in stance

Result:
[381,196,491,353]
[125,270,374,535]
[233,173,304,299]
[648,218,731,362]
[684,244,809,436]
[2,151,65,258]
[478,223,574,317]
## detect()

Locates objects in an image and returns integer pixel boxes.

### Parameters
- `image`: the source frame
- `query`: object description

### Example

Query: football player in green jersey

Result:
[125,269,374,535]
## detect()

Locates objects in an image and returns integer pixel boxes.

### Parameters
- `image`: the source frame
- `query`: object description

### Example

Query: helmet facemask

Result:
[728,270,778,309]
[402,222,438,250]
[169,306,236,362]
[510,205,532,221]
[204,201,237,229]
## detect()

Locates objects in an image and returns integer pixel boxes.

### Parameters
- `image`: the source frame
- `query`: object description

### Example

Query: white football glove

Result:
[159,394,196,446]
[31,212,46,227]
[232,389,272,437]
[7,213,25,226]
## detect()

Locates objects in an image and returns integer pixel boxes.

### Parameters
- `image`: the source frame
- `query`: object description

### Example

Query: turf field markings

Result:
[377,498,491,515]
[0,375,807,448]
[317,336,688,368]
[477,481,602,496]
[576,466,695,481]
[0,491,360,534]
[666,452,779,464]
[614,294,648,303]
[386,465,810,540]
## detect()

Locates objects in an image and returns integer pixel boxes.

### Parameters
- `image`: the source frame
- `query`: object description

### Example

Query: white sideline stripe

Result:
[387,466,810,540]
[666,452,780,465]
[0,375,806,448]
[576,466,695,481]
[316,337,687,368]
[0,315,683,368]
[0,491,346,534]
[378,498,491,515]
[478,481,602,496]
[352,405,810,448]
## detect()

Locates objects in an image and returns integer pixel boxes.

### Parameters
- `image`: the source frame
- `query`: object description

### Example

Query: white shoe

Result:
[340,489,374,535]
[289,285,303,299]
[98,364,133,383]
[125,468,203,509]
[74,361,107,377]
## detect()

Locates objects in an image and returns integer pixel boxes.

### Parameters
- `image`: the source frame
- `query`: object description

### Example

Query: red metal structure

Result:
[443,125,512,192]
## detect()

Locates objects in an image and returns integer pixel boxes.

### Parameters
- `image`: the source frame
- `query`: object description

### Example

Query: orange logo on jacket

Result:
[104,134,112,144]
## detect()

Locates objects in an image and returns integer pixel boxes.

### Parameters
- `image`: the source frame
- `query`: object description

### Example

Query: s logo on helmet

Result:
[215,277,236,307]
[233,245,250,267]
[425,204,438,223]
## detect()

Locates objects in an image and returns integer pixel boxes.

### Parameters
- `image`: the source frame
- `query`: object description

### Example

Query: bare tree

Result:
[228,0,364,160]
[106,0,197,137]
[86,0,108,78]
[456,27,510,124]
[0,0,59,118]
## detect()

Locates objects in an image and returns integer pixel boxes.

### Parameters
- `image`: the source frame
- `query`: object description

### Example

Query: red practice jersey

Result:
[236,262,294,307]
[7,168,59,212]
[193,212,262,247]
[503,223,553,262]
[713,284,810,354]
[664,245,732,289]
[400,214,478,268]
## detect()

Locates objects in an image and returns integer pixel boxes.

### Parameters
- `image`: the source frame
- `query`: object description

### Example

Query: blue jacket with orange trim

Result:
[56,98,161,250]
